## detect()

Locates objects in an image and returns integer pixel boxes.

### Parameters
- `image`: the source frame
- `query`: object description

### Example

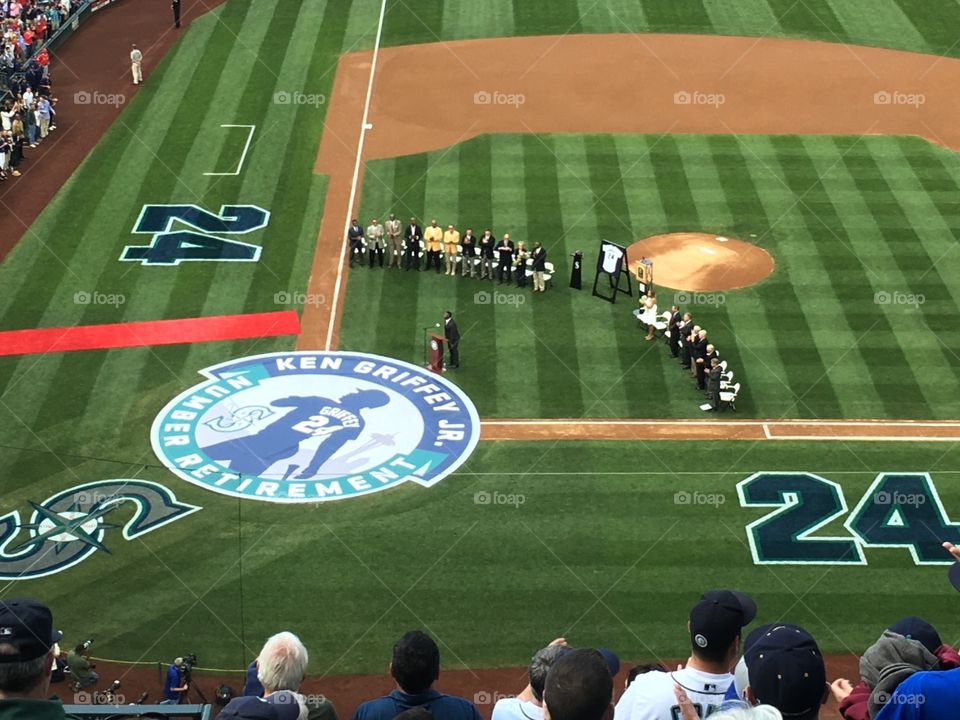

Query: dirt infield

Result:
[301,32,960,352]
[481,419,960,442]
[0,0,221,262]
[626,233,775,292]
[76,654,859,718]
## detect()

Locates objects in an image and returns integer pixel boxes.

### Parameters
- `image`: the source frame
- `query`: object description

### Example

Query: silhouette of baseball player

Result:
[203,390,390,479]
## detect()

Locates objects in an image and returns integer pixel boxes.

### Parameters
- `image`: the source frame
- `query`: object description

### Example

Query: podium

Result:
[428,334,445,373]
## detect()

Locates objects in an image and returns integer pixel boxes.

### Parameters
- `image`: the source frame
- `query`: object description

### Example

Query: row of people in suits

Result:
[666,308,725,410]
[347,216,549,292]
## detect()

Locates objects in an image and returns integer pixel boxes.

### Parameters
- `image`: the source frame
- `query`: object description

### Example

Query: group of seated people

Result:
[7,556,960,720]
[634,292,738,411]
[0,0,65,181]
[347,216,554,292]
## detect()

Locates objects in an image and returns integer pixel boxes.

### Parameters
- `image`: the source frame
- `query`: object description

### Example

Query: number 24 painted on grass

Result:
[737,472,960,565]
[120,204,270,265]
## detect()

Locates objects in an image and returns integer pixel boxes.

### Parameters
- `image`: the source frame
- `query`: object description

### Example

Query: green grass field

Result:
[2,0,960,677]
[344,133,960,420]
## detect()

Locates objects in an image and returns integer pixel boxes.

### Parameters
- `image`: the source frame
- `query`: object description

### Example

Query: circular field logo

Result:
[152,352,480,503]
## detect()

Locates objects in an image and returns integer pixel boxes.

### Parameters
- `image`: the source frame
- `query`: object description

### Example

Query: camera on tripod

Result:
[180,653,198,682]
[80,639,94,652]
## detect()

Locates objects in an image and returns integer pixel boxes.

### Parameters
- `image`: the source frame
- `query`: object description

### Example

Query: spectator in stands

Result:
[0,130,8,180]
[543,648,613,720]
[25,100,37,147]
[219,692,302,720]
[243,658,265,697]
[615,590,756,720]
[35,93,51,140]
[831,617,958,720]
[351,630,480,720]
[255,631,337,720]
[493,638,568,720]
[0,597,73,720]
[623,664,667,692]
[673,694,783,720]
[743,625,828,720]
[873,666,960,719]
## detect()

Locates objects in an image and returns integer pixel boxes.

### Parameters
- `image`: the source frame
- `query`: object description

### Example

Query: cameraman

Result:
[161,657,189,704]
[67,642,98,690]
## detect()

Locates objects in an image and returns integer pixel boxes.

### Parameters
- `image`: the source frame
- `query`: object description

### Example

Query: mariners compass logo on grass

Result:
[152,352,481,503]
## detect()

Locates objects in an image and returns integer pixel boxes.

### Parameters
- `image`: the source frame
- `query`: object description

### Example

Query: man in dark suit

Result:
[691,329,708,383]
[443,311,460,369]
[347,218,364,267]
[404,217,422,271]
[678,314,694,368]
[697,342,717,390]
[172,0,181,28]
[531,242,547,292]
[496,233,515,285]
[706,357,722,410]
[667,305,681,357]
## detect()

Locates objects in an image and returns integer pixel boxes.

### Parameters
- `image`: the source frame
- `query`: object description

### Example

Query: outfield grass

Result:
[343,133,960,420]
[9,439,960,671]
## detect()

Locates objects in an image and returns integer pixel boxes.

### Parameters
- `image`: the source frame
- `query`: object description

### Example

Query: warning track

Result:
[480,420,960,442]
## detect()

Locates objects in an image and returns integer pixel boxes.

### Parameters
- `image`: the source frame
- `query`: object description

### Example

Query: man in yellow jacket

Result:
[443,224,461,276]
[424,219,443,273]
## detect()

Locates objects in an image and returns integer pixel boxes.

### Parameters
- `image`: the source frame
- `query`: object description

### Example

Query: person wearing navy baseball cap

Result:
[744,624,828,719]
[616,589,756,720]
[0,598,74,720]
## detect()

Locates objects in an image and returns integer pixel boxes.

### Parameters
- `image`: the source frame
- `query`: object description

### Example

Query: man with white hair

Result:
[257,632,338,720]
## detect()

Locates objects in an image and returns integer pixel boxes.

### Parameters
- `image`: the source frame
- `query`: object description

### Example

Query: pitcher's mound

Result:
[626,232,774,292]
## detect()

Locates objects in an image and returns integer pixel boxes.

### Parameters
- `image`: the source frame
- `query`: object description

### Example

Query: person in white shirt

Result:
[130,44,143,85]
[615,590,757,720]
[493,641,568,720]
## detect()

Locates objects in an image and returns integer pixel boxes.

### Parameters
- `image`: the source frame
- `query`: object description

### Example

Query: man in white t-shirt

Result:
[614,589,756,720]
[493,641,568,720]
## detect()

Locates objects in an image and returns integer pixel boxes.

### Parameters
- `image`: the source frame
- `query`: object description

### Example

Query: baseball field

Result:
[2,0,960,708]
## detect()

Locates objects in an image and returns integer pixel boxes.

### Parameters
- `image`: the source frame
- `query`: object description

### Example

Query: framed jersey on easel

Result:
[592,239,632,303]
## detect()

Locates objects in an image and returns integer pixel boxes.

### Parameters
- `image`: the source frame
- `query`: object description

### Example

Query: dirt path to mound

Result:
[301,32,960,352]
[78,654,858,717]
[0,0,223,262]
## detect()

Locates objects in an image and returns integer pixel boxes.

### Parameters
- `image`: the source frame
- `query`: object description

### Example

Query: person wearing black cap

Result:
[0,598,75,720]
[351,631,480,720]
[743,624,828,720]
[543,649,613,720]
[615,589,756,720]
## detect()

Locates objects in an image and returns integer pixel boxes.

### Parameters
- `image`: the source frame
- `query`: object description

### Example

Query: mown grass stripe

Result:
[513,0,583,36]
[824,0,929,52]
[586,134,656,418]
[720,136,845,419]
[454,135,498,412]
[702,0,782,38]
[763,0,845,38]
[737,136,884,417]
[641,0,712,33]
[835,137,960,416]
[522,135,586,418]
[768,135,920,417]
[488,134,537,416]
[576,0,648,33]
[383,0,445,47]
[887,0,960,55]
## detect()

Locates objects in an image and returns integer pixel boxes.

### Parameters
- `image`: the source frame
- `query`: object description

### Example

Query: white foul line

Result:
[325,0,388,350]
[204,124,257,176]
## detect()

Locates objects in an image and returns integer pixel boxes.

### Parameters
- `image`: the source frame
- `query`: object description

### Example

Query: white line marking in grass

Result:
[482,419,960,428]
[203,124,257,176]
[768,435,959,443]
[325,0,388,351]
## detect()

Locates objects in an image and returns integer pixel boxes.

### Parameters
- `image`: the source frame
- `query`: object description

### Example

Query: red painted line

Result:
[0,311,301,356]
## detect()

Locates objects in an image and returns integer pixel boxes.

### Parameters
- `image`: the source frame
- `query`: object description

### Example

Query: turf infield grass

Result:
[343,133,960,420]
